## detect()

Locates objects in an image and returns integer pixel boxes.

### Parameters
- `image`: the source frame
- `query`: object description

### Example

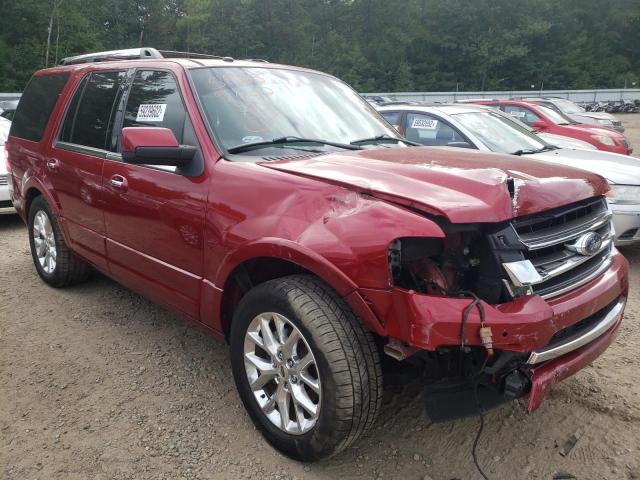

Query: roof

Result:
[35,47,325,77]
[376,103,491,115]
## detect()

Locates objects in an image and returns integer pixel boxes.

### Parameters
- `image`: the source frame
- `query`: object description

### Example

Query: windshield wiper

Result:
[350,134,421,146]
[512,145,559,155]
[227,136,363,154]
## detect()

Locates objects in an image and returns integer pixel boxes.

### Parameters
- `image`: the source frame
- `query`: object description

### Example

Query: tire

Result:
[28,196,90,287]
[230,274,382,461]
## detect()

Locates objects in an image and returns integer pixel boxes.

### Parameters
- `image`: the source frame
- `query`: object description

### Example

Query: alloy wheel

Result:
[33,210,57,274]
[243,312,321,434]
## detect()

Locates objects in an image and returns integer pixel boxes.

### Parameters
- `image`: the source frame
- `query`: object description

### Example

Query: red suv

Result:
[6,48,628,461]
[472,100,632,155]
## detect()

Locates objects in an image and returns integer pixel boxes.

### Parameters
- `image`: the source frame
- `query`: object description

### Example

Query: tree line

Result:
[1,0,639,93]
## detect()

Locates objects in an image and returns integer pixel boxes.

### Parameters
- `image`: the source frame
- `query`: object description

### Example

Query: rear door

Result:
[101,68,208,319]
[48,70,128,268]
[7,72,69,216]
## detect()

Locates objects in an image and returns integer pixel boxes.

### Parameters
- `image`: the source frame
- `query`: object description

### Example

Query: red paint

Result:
[473,100,632,155]
[6,59,629,415]
[121,127,179,152]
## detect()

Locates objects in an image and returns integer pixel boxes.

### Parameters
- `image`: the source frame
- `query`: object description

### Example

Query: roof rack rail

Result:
[59,47,237,66]
[157,50,234,62]
[60,48,162,65]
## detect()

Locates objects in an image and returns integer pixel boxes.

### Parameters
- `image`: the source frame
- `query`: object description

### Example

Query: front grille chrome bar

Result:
[518,210,612,250]
[526,298,625,364]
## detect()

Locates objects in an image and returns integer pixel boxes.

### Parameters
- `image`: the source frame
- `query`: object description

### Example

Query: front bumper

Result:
[361,250,628,408]
[362,251,627,353]
[611,203,640,245]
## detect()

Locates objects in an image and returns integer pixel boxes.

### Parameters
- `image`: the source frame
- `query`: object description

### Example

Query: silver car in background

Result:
[522,97,624,132]
[377,103,640,245]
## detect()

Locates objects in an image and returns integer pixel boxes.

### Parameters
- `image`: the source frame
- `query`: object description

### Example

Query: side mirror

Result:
[531,120,547,131]
[121,127,196,167]
[447,141,473,149]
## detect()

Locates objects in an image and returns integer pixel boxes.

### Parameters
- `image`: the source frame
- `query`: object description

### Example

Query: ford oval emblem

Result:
[573,232,603,256]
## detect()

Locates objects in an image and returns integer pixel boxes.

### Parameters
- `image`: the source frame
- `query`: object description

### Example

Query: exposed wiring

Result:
[457,290,486,351]
[457,291,492,479]
[472,354,490,480]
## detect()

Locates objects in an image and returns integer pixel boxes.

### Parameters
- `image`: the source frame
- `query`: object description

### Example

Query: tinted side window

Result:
[123,70,187,145]
[67,71,126,150]
[10,73,70,142]
[404,113,465,146]
[60,75,89,143]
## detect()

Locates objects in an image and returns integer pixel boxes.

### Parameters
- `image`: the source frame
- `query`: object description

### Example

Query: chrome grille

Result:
[0,174,8,186]
[510,196,613,299]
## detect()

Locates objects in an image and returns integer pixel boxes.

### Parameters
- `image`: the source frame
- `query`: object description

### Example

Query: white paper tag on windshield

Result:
[509,110,526,119]
[411,118,438,129]
[136,104,167,122]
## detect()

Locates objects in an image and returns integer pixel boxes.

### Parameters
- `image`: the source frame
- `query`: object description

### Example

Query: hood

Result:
[572,111,617,122]
[538,132,597,150]
[261,147,608,223]
[534,148,640,185]
[563,123,624,138]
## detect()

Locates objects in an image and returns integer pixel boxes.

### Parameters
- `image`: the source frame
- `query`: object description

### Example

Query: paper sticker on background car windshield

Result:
[136,104,167,122]
[509,111,526,119]
[411,118,438,129]
[242,135,264,143]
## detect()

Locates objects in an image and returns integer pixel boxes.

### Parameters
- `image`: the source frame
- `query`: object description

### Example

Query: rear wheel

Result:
[230,275,382,461]
[28,196,90,287]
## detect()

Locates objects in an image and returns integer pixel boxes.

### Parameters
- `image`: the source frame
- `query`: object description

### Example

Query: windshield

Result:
[453,111,548,154]
[552,99,585,114]
[536,104,572,125]
[190,67,400,156]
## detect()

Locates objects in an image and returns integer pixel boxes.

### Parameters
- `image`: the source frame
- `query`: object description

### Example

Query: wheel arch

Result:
[214,239,386,340]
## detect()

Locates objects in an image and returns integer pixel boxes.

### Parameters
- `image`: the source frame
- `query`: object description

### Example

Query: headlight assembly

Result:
[597,119,614,126]
[609,184,640,204]
[590,134,616,147]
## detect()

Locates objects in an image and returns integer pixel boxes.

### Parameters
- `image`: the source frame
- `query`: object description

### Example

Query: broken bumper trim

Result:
[525,297,625,365]
[526,297,625,412]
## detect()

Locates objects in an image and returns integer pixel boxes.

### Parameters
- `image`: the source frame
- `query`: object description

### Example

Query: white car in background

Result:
[378,103,640,245]
[0,117,15,214]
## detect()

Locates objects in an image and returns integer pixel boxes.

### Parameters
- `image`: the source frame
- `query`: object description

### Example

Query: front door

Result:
[101,69,208,319]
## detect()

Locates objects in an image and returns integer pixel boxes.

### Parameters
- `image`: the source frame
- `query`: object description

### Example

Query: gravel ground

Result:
[2,118,640,480]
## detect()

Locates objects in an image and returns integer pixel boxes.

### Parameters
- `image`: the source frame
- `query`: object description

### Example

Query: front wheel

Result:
[230,275,382,461]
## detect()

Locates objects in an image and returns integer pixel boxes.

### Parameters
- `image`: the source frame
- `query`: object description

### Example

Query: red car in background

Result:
[472,100,632,155]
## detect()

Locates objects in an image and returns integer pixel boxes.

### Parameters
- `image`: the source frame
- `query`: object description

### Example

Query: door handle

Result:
[46,159,60,171]
[109,175,128,191]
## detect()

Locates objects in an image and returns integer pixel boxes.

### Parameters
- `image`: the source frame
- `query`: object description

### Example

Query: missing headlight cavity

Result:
[388,235,481,296]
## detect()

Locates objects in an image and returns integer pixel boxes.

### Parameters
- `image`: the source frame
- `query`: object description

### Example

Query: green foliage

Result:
[0,0,639,92]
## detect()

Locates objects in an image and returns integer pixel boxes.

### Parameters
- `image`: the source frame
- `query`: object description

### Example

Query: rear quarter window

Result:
[10,73,70,142]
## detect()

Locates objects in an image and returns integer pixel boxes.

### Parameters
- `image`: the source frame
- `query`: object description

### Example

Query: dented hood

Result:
[261,147,608,223]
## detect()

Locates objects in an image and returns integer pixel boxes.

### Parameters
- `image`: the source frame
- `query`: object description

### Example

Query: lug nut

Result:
[277,352,284,360]
[290,375,298,384]
[286,359,294,368]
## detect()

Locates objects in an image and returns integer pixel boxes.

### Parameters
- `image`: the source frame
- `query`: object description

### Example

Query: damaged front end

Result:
[368,195,628,420]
